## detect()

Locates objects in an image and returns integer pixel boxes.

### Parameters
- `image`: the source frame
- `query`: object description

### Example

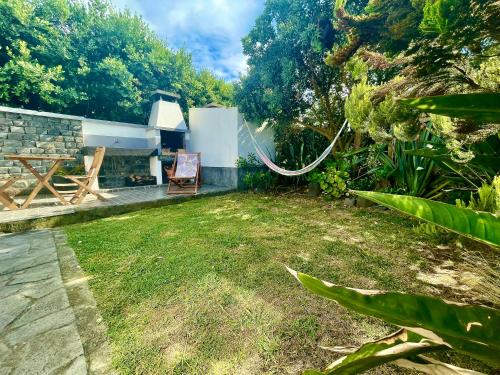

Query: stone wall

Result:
[0,109,84,194]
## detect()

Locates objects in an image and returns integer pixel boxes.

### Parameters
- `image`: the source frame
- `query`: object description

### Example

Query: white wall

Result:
[237,112,275,161]
[188,107,239,168]
[189,107,275,168]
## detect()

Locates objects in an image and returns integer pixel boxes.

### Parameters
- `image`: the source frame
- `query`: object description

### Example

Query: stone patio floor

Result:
[0,184,233,225]
[0,229,114,375]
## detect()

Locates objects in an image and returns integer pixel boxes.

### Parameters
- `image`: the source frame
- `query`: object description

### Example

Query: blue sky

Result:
[111,0,265,81]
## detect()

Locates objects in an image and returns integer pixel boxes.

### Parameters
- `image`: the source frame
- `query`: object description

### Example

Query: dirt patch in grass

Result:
[65,193,496,374]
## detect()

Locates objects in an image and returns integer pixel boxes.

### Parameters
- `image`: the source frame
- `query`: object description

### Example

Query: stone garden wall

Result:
[0,108,84,194]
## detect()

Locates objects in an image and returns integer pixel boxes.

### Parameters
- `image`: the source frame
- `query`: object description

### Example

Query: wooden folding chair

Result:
[167,152,201,195]
[0,176,21,210]
[57,147,107,204]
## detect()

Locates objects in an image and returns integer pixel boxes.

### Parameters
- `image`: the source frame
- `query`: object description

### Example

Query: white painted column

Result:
[146,128,162,185]
[149,156,163,185]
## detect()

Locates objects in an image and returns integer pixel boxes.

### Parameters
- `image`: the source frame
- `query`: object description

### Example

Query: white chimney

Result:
[148,90,187,132]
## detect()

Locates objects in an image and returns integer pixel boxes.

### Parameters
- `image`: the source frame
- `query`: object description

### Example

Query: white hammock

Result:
[245,119,348,176]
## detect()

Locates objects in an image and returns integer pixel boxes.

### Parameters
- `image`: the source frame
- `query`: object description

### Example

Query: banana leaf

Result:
[306,329,447,374]
[399,93,500,122]
[288,268,500,368]
[351,190,500,248]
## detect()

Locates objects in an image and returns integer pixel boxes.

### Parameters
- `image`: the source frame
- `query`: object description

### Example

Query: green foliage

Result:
[304,329,446,374]
[352,190,500,248]
[274,125,332,186]
[344,80,373,133]
[413,222,443,238]
[235,153,262,169]
[369,94,420,142]
[399,93,500,123]
[54,164,85,176]
[309,161,349,199]
[456,176,500,214]
[365,130,450,198]
[334,0,500,146]
[237,153,276,192]
[236,0,348,144]
[289,268,500,372]
[328,0,423,65]
[0,0,234,122]
[420,0,454,35]
[394,135,449,198]
[403,134,500,190]
[242,171,276,192]
[0,40,66,107]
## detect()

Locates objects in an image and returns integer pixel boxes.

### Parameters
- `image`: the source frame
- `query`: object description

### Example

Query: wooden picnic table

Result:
[1,155,75,210]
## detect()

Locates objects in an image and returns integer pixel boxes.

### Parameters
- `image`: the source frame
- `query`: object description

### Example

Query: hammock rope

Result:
[244,119,348,177]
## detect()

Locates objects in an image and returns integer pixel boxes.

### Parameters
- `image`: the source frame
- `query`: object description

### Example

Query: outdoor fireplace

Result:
[80,89,188,188]
[148,90,189,181]
[81,119,160,188]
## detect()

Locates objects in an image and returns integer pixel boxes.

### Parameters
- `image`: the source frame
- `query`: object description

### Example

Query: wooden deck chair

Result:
[59,147,107,204]
[0,176,21,210]
[167,152,201,195]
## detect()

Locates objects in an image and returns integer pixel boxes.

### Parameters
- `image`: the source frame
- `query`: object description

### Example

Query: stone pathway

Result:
[0,230,113,374]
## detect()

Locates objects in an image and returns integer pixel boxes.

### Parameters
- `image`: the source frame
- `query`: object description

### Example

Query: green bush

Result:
[242,170,276,192]
[456,176,500,214]
[237,153,277,192]
[309,161,349,199]
[236,153,262,169]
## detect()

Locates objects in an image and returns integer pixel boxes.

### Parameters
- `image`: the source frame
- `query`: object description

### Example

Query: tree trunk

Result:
[354,130,362,149]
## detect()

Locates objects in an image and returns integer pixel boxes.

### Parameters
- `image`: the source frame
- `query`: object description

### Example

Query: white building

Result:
[81,91,275,188]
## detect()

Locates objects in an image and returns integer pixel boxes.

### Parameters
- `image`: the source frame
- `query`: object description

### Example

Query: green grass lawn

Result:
[65,193,491,374]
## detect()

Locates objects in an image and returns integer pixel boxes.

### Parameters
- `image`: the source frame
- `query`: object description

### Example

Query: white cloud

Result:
[111,0,264,80]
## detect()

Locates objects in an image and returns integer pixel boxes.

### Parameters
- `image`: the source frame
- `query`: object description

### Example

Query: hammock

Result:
[245,119,348,176]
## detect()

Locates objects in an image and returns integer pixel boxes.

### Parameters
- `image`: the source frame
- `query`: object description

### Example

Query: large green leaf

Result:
[399,93,500,122]
[307,329,447,374]
[396,355,485,374]
[288,268,500,368]
[404,148,500,172]
[351,190,500,248]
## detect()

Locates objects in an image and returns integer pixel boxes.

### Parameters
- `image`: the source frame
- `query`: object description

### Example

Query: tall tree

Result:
[0,0,234,123]
[236,0,354,150]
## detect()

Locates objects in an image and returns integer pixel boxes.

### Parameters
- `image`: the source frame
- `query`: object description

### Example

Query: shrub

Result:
[456,176,500,214]
[309,161,349,199]
[237,153,277,192]
[242,170,276,192]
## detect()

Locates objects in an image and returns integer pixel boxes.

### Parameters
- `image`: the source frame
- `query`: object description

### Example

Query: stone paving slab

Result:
[0,184,233,225]
[0,230,89,374]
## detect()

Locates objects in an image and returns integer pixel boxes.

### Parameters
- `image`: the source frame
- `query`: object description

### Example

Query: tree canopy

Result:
[235,0,358,147]
[331,0,500,152]
[0,0,234,123]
